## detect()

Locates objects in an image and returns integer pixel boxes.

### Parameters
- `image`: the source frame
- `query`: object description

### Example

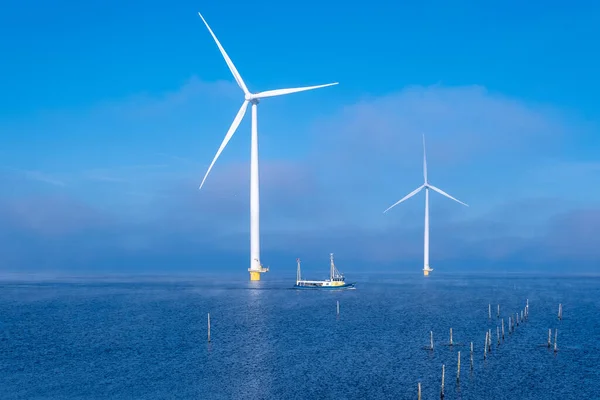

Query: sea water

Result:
[1,273,598,399]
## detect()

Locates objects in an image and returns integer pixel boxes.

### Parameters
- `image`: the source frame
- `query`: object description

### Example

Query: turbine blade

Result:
[422,134,428,184]
[383,185,425,213]
[428,184,469,207]
[254,82,338,99]
[199,101,249,189]
[198,12,249,94]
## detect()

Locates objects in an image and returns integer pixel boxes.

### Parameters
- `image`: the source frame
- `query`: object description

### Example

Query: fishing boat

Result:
[293,253,356,289]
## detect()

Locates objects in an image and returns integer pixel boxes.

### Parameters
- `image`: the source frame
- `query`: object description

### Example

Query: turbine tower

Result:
[197,12,338,281]
[383,135,468,276]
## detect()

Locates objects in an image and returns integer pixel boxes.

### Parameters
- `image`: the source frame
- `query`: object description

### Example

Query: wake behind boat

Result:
[293,253,356,289]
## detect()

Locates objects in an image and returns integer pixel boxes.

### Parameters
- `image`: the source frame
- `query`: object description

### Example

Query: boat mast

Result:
[330,253,334,281]
[296,258,301,283]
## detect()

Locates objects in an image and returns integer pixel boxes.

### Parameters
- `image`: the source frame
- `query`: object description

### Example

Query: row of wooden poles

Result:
[417,300,565,399]
[205,302,562,345]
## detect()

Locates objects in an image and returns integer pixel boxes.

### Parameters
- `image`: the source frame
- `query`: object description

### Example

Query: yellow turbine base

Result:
[250,271,261,281]
[423,269,431,276]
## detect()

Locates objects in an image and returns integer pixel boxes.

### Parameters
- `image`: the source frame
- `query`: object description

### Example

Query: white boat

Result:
[293,253,355,289]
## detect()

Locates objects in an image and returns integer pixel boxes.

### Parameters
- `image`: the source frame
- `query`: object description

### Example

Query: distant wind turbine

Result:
[383,135,468,276]
[197,12,338,281]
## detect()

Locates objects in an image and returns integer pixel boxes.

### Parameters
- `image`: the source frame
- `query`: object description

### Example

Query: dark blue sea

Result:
[1,272,598,399]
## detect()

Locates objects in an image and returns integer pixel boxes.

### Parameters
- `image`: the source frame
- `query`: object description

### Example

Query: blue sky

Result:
[1,0,599,275]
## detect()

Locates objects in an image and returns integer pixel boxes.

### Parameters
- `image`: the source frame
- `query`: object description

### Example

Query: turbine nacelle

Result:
[244,93,260,103]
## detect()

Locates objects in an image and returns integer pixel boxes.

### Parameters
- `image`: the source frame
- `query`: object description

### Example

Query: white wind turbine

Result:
[197,12,338,281]
[383,135,468,276]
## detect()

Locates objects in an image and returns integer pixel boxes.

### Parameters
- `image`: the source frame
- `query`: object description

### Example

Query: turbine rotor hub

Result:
[245,93,259,104]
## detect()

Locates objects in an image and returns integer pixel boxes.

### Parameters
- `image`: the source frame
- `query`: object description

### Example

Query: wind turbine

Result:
[197,12,338,281]
[383,135,468,276]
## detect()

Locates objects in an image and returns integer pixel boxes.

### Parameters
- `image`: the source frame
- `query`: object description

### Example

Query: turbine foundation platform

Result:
[249,267,269,281]
[423,268,433,277]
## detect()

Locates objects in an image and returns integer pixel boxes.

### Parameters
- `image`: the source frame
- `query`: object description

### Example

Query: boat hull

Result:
[293,282,356,290]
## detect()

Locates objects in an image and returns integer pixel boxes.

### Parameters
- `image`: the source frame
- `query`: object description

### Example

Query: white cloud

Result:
[1,79,598,269]
[311,85,569,167]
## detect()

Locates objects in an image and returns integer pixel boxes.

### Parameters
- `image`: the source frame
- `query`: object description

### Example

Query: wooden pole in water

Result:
[502,319,505,340]
[488,304,491,319]
[484,332,488,359]
[558,303,563,320]
[457,351,461,382]
[431,331,434,351]
[418,382,421,400]
[207,313,211,343]
[554,329,558,353]
[557,304,560,320]
[336,301,340,316]
[497,326,500,345]
[441,364,445,399]
[470,341,474,369]
[450,328,453,346]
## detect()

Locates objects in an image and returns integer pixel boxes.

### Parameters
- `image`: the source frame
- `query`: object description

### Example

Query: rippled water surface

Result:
[1,273,598,399]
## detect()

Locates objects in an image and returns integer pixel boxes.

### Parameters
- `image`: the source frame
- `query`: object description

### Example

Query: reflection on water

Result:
[235,280,272,399]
